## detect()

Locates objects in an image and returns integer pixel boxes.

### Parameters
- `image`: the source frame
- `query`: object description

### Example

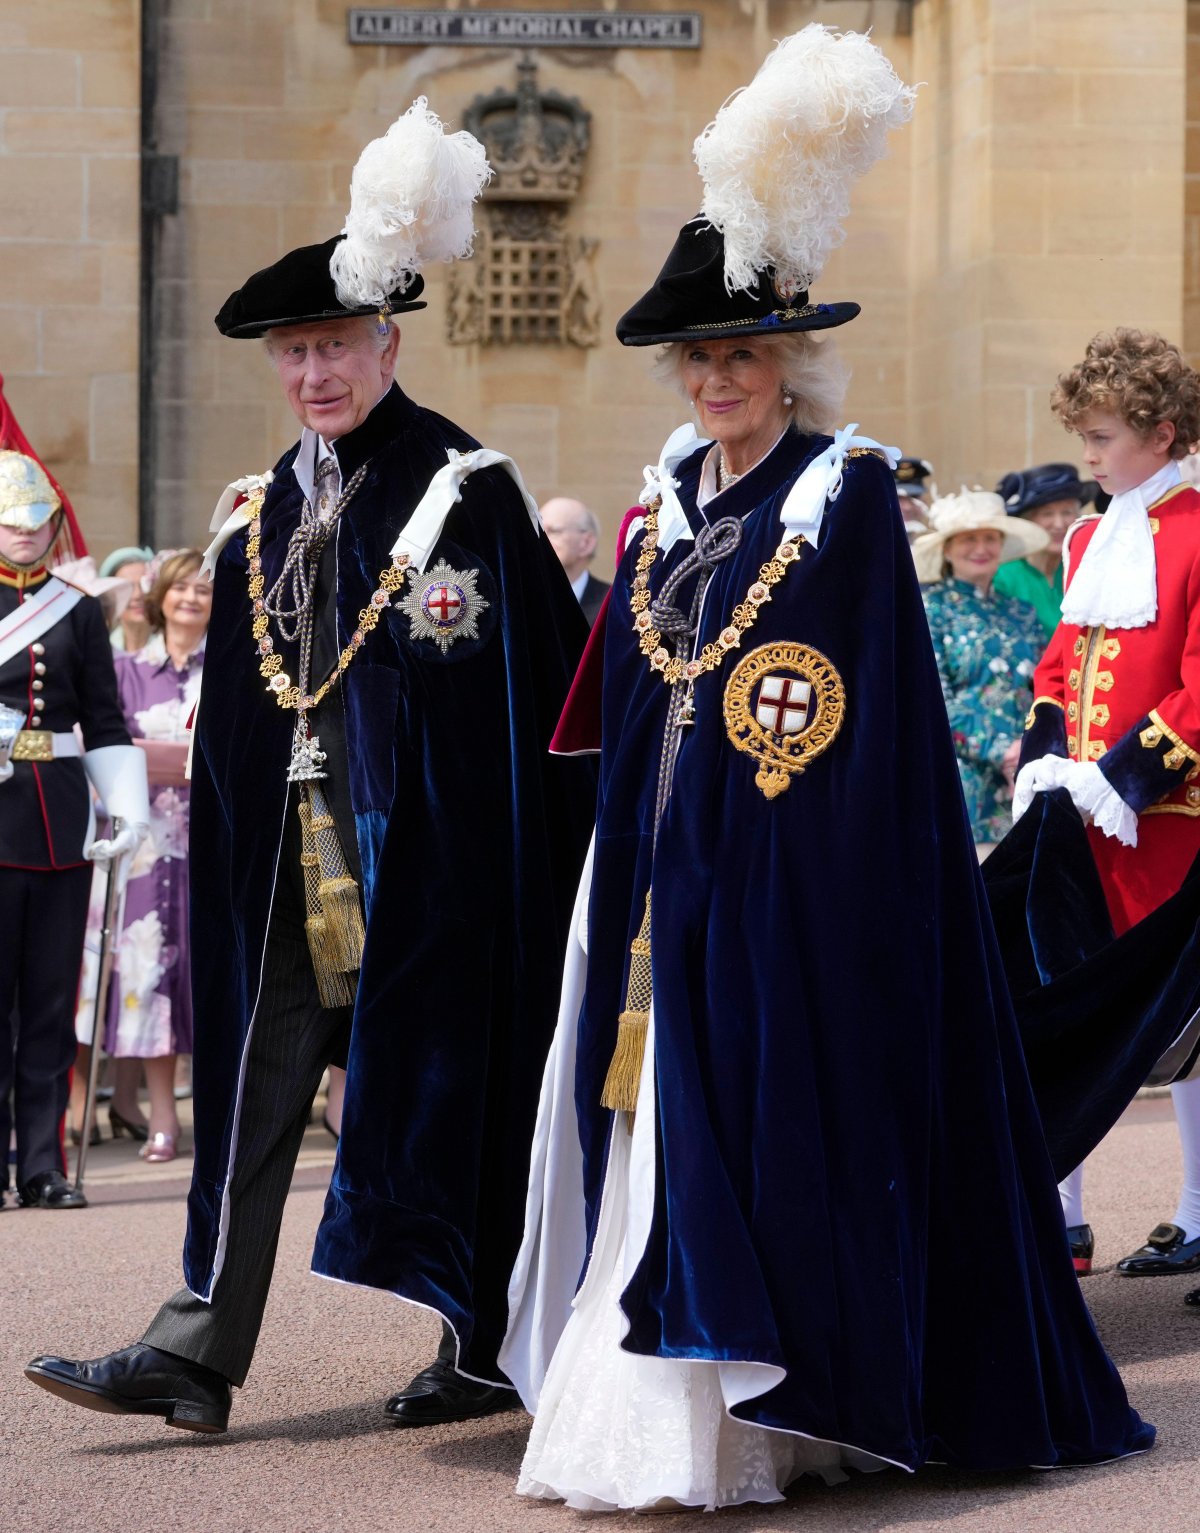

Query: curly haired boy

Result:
[1016,327,1200,1288]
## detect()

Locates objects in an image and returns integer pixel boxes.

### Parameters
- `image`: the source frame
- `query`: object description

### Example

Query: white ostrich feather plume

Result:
[330,97,491,309]
[693,26,915,296]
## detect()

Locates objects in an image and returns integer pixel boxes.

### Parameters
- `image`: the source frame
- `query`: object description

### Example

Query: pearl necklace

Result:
[716,455,742,492]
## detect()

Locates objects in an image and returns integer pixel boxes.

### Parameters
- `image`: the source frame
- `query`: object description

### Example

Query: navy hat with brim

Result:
[894,456,934,495]
[215,235,427,339]
[996,462,1085,518]
[616,218,858,347]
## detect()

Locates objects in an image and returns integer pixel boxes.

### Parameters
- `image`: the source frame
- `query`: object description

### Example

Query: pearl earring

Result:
[782,391,794,406]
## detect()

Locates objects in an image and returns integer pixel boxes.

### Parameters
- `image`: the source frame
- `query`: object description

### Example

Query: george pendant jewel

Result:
[398,557,489,654]
[631,497,806,692]
[287,728,328,782]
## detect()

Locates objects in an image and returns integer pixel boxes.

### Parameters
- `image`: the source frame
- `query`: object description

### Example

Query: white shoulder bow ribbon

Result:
[391,447,541,572]
[200,472,275,580]
[634,424,713,554]
[778,424,900,547]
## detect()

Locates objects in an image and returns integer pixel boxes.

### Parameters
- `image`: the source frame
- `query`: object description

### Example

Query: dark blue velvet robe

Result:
[985,789,1200,1177]
[186,383,594,1381]
[576,429,1152,1468]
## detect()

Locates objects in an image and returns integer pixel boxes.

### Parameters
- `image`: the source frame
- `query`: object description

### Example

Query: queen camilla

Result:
[500,25,1154,1515]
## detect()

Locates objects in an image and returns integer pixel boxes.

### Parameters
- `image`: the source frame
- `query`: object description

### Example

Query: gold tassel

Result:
[298,785,365,1010]
[304,912,360,1008]
[600,890,653,1112]
[316,873,366,974]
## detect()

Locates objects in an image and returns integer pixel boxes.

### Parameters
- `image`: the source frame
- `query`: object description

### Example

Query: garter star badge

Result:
[723,641,846,800]
[398,558,489,654]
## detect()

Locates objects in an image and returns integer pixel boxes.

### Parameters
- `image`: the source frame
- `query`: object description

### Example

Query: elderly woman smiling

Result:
[913,489,1048,851]
[503,29,1155,1517]
[656,331,848,493]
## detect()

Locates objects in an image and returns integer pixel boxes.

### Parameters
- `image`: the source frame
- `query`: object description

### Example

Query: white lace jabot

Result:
[1061,460,1181,630]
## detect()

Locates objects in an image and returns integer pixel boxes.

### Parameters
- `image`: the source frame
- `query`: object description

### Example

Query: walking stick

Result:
[73,816,124,1193]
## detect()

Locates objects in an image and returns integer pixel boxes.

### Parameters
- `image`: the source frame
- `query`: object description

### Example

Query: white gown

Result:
[515,1013,887,1514]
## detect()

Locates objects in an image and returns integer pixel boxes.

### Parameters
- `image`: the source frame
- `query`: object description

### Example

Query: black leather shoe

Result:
[1184,1287,1200,1307]
[384,1357,517,1427]
[24,1343,232,1433]
[1066,1223,1095,1276]
[1116,1222,1200,1275]
[18,1170,87,1209]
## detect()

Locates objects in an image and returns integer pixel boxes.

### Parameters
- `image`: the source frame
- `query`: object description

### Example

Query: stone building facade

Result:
[0,0,1194,557]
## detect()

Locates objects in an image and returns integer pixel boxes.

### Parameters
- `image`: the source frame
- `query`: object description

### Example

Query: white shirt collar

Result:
[570,569,589,602]
[696,430,788,510]
[293,429,339,509]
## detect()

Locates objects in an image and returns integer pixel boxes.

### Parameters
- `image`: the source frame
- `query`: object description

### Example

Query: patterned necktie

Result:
[314,454,340,521]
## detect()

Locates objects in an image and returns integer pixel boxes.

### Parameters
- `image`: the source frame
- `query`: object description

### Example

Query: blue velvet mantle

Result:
[186,383,595,1381]
[575,429,1152,1468]
[985,788,1200,1177]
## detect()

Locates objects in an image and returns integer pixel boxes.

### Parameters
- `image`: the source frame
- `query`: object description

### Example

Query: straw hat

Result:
[911,488,1048,584]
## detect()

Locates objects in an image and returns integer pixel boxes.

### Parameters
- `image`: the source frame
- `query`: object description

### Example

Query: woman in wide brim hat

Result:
[501,25,1152,1517]
[911,487,1048,584]
[914,490,1049,850]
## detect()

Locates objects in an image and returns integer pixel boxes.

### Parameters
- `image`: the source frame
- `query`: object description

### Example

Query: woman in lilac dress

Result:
[104,549,210,1162]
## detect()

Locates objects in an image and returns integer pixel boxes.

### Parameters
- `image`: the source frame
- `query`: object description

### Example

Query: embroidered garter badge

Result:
[723,641,846,800]
[398,558,489,655]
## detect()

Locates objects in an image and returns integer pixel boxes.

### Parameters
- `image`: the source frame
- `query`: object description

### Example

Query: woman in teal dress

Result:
[914,491,1048,849]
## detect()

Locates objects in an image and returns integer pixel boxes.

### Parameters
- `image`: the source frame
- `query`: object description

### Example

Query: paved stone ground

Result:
[3,1094,1198,1533]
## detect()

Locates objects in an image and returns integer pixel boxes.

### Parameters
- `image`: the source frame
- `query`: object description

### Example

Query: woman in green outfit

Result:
[914,491,1048,853]
[993,462,1089,635]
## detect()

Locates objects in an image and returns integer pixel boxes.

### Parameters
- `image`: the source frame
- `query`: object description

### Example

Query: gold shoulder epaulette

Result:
[845,447,887,462]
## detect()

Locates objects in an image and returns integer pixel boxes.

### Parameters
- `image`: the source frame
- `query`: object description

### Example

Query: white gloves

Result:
[83,744,150,869]
[87,822,144,864]
[1012,755,1138,847]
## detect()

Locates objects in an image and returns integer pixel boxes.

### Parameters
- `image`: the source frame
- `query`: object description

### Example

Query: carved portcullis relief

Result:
[449,55,600,348]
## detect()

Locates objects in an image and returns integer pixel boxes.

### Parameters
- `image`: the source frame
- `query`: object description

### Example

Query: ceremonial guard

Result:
[1013,329,1200,1281]
[502,31,1152,1515]
[0,449,148,1209]
[893,454,935,539]
[27,102,593,1429]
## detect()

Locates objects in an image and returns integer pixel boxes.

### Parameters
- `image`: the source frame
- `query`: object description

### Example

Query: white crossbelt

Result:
[15,731,81,759]
[0,576,84,670]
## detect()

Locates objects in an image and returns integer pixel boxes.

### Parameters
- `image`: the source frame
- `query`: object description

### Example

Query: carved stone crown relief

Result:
[448,55,600,348]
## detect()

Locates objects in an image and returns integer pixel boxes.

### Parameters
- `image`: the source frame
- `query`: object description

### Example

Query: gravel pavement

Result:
[3,1094,1198,1533]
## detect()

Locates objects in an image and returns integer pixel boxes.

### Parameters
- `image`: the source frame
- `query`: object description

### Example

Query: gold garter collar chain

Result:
[244,484,412,711]
[630,496,806,686]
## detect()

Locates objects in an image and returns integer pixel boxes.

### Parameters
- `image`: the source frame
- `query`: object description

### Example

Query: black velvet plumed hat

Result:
[618,27,914,350]
[214,236,427,339]
[616,219,859,347]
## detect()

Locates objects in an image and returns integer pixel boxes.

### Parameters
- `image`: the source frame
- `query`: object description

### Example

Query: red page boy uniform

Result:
[1020,465,1200,936]
[1017,399,1200,1282]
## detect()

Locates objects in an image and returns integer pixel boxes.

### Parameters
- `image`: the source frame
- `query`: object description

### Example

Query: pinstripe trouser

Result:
[142,812,354,1386]
[144,795,457,1389]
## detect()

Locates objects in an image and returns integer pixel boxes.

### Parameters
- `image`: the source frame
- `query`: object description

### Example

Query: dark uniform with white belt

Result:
[0,450,148,1208]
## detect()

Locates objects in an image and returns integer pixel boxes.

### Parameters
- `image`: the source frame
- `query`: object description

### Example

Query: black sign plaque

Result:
[348,10,702,49]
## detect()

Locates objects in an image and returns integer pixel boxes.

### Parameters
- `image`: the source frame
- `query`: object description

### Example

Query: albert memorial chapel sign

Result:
[347,11,702,49]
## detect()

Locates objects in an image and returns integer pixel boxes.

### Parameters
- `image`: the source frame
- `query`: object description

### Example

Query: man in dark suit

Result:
[541,496,610,625]
[25,219,593,1431]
